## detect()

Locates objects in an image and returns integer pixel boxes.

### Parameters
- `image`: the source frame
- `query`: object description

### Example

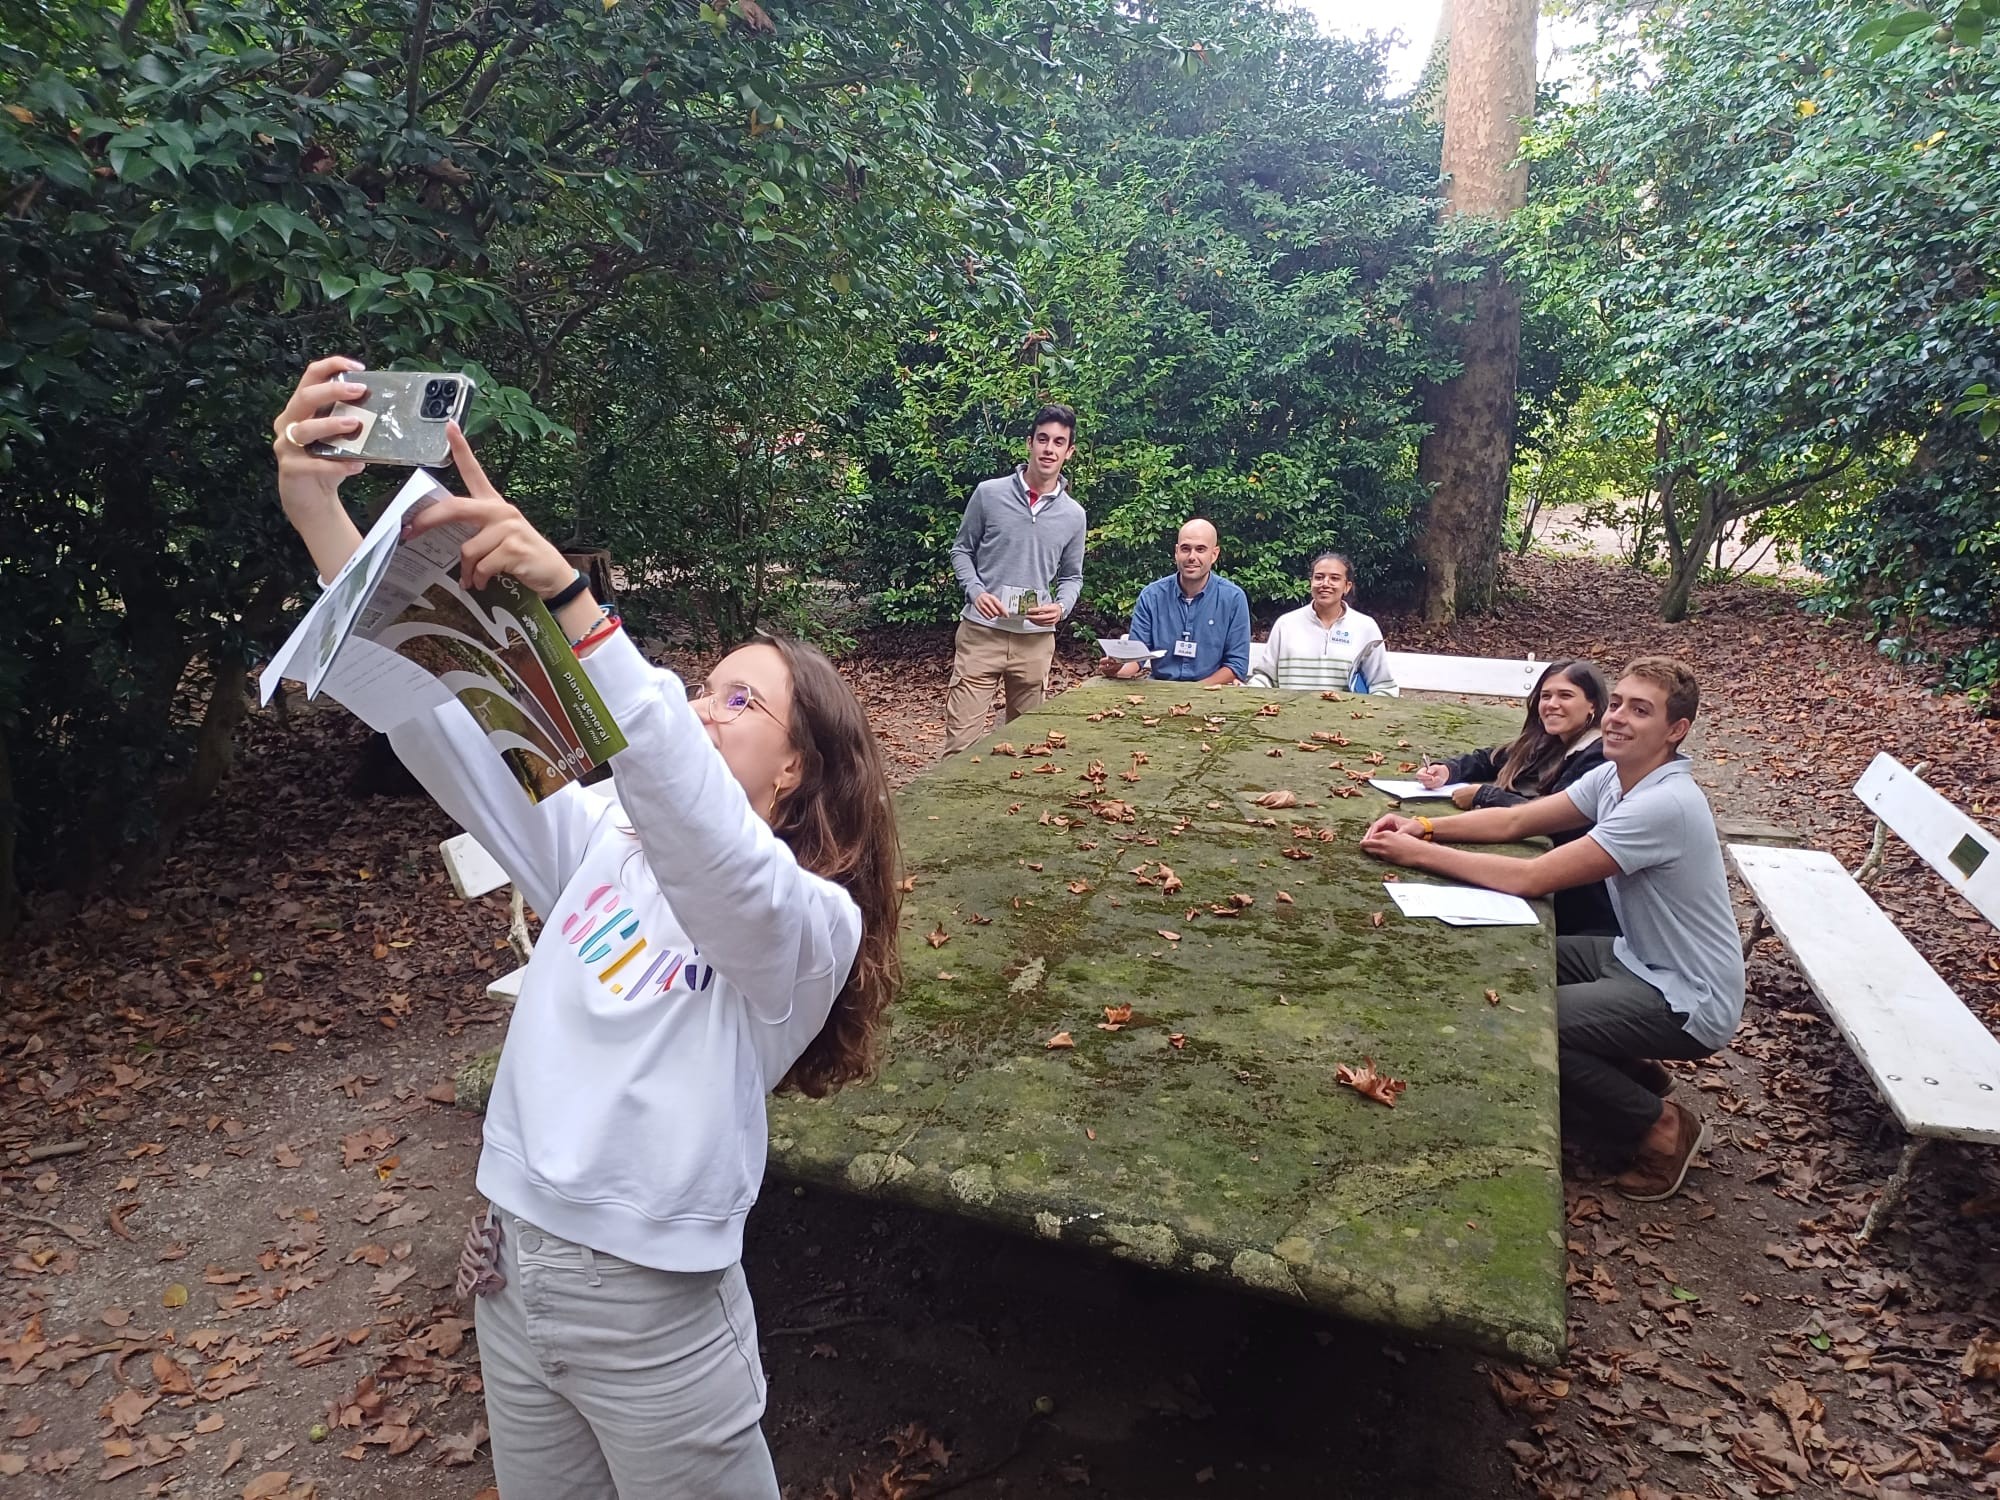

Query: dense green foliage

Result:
[0,0,1072,928]
[1515,0,1999,661]
[854,1,1447,622]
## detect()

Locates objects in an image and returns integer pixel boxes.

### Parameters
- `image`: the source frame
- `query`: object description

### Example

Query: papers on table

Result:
[1385,880,1540,928]
[1368,778,1473,800]
[1097,636,1167,662]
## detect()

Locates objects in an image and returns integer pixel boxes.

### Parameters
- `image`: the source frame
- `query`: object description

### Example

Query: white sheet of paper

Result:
[1384,880,1539,927]
[258,470,449,705]
[1097,637,1166,662]
[314,636,454,733]
[1368,778,1473,800]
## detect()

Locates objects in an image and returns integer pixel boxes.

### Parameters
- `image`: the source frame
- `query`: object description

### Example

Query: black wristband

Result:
[543,570,589,610]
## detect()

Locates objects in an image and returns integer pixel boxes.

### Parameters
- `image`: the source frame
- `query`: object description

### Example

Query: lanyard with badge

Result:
[1173,592,1200,659]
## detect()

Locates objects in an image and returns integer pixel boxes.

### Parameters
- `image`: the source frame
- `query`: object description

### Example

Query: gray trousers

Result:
[1556,936,1713,1164]
[475,1212,780,1500]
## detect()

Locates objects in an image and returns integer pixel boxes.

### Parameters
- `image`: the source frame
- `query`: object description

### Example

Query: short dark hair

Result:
[1030,403,1077,440]
[1620,655,1700,725]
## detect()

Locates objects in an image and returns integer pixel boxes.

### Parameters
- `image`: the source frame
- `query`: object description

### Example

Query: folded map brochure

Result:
[259,470,627,804]
[1097,637,1168,662]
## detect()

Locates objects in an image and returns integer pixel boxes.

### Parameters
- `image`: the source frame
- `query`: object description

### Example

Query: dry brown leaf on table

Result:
[1320,690,1341,701]
[925,924,949,949]
[1252,789,1298,808]
[1370,911,1385,928]
[1090,799,1137,823]
[1484,989,1500,1006]
[1081,759,1107,782]
[1045,1031,1074,1050]
[1266,748,1283,757]
[1026,861,1043,871]
[1130,751,1149,765]
[1044,731,1067,749]
[1126,694,1145,705]
[1335,1058,1407,1108]
[1157,929,1181,942]
[1103,1003,1134,1025]
[1158,863,1183,894]
[1276,891,1294,904]
[1280,847,1313,860]
[1066,880,1091,895]
[991,742,1017,756]
[966,912,991,925]
[1227,892,1253,908]
[1256,703,1282,716]
[1167,1033,1187,1049]
[1962,1333,2000,1380]
[1169,702,1192,716]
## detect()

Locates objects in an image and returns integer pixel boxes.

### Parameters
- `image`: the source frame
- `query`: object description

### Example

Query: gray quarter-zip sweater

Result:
[949,466,1087,634]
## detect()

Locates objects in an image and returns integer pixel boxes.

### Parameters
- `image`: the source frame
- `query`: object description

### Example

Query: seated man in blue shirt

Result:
[1098,518,1251,685]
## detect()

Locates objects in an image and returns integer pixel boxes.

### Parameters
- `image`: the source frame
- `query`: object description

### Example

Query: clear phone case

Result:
[308,371,476,467]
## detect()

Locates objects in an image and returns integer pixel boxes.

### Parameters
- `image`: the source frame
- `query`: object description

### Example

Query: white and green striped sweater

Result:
[1248,604,1399,694]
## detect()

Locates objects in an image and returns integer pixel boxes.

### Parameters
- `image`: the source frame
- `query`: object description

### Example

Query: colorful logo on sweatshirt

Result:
[559,883,715,998]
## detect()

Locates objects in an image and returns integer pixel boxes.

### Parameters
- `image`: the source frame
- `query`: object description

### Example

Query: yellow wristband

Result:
[1415,816,1435,841]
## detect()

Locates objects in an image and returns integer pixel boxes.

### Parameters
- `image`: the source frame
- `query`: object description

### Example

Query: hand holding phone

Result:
[305,370,477,467]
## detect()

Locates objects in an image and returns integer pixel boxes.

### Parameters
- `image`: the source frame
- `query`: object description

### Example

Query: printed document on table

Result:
[1368,778,1473,800]
[1384,880,1540,927]
[1097,637,1167,662]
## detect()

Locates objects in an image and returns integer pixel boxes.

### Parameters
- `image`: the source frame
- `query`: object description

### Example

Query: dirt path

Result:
[4,555,1998,1499]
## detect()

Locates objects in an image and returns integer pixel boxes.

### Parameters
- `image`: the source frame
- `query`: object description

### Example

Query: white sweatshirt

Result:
[1249,603,1400,694]
[387,630,862,1272]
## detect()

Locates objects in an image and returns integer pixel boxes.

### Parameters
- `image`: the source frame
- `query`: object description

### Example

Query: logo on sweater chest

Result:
[558,882,715,997]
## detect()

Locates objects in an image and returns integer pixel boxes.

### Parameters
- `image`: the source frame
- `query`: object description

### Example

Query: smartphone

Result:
[307,370,476,467]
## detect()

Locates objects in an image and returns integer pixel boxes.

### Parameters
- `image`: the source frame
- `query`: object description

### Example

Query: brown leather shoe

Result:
[1614,1100,1711,1202]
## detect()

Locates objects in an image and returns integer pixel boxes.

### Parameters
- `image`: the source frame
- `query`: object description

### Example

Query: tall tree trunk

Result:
[1659,485,1726,623]
[1413,0,1539,622]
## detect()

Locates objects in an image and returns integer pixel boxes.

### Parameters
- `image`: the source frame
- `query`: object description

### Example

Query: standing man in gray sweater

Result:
[941,404,1087,756]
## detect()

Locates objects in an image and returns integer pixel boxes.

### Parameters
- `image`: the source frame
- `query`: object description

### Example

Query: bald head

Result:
[1173,518,1221,596]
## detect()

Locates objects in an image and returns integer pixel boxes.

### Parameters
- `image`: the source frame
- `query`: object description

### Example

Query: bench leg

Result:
[1740,908,1770,961]
[1858,1137,1931,1244]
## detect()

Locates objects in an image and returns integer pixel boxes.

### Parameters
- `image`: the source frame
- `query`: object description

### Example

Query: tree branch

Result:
[404,0,436,124]
[117,0,150,49]
[88,309,182,343]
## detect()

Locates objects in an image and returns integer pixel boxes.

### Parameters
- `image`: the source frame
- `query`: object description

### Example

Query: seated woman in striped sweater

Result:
[1248,551,1399,695]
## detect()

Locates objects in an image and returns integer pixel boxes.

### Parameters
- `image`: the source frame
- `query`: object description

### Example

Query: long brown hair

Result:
[761,634,904,1098]
[1495,660,1609,793]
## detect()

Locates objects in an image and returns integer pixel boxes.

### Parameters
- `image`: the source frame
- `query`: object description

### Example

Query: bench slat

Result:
[1729,843,2000,1143]
[1384,651,1545,698]
[1854,753,2000,930]
[440,832,512,901]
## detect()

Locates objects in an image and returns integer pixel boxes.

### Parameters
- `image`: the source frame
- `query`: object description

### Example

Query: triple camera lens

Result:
[419,378,457,421]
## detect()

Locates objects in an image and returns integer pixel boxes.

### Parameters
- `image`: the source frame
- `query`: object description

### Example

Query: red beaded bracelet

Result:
[571,613,622,654]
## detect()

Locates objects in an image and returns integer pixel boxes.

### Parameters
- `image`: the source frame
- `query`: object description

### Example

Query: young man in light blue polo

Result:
[1097,518,1251,686]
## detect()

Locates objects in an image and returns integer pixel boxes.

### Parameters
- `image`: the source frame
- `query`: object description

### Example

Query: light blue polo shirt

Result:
[1564,757,1747,1049]
[1128,573,1251,682]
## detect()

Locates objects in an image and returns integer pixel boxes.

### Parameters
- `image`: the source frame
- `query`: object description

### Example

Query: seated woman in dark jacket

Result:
[1414,659,1619,936]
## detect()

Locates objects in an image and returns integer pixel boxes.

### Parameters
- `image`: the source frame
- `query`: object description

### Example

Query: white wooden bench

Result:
[1384,651,1547,698]
[1243,643,1545,698]
[1727,753,2000,1240]
[439,832,531,1003]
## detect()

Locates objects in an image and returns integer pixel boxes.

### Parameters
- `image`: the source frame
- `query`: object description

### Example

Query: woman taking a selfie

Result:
[1414,659,1616,935]
[272,357,900,1499]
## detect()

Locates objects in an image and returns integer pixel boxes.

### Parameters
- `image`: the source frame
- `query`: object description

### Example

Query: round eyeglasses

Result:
[687,680,784,728]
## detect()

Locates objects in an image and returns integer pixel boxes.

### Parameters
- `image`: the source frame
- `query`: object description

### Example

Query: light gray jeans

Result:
[474,1211,780,1500]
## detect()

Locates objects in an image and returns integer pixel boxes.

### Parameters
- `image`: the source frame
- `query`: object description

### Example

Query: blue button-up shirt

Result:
[1128,573,1252,682]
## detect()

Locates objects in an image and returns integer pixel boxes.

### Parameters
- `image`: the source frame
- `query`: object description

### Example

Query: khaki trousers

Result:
[941,619,1057,756]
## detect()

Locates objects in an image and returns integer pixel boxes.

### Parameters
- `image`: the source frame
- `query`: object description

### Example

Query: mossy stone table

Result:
[768,680,1565,1365]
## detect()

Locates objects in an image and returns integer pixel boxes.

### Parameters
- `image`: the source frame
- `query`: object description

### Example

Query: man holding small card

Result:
[941,405,1087,757]
[1098,519,1251,686]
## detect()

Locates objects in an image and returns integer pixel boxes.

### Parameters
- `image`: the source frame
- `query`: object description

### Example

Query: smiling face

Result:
[1025,420,1073,491]
[1536,672,1598,740]
[1174,520,1220,593]
[691,642,802,820]
[1309,556,1352,613]
[1601,673,1688,768]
